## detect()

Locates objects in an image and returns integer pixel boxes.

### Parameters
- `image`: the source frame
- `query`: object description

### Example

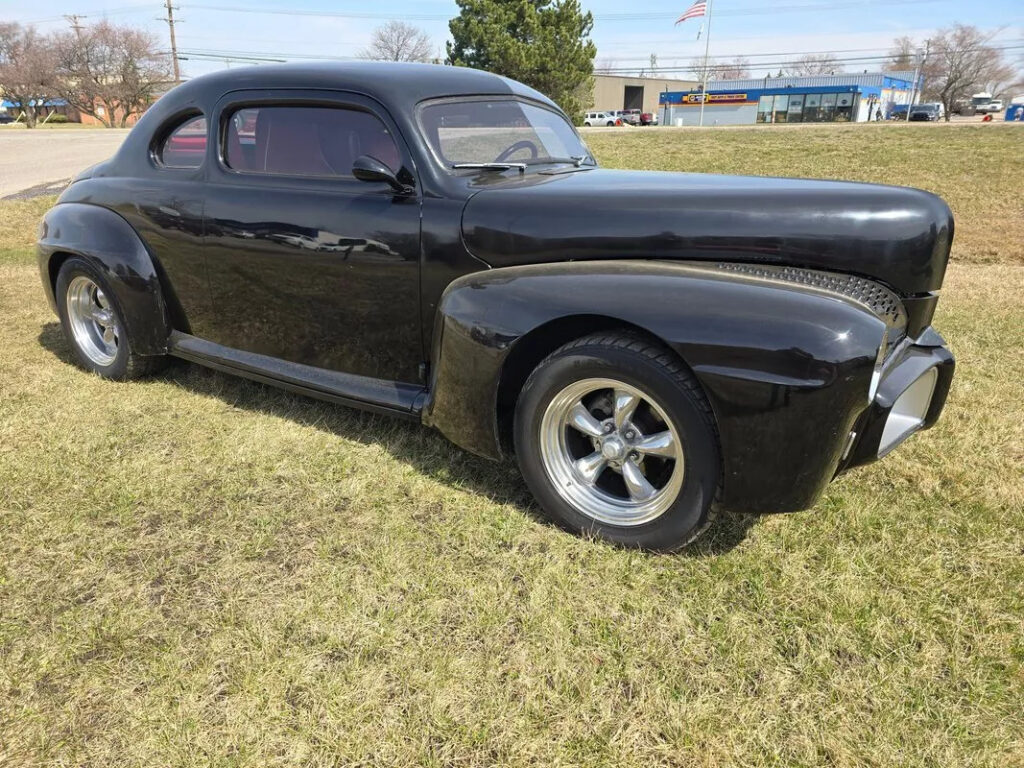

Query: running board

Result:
[168,331,425,419]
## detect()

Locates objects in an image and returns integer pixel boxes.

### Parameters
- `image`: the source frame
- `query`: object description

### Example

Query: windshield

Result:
[418,98,593,170]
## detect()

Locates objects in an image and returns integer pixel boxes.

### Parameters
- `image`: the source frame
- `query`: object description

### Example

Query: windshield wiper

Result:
[525,155,594,167]
[451,162,526,173]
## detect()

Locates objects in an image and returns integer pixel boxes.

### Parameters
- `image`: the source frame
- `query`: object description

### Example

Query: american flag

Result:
[675,0,707,24]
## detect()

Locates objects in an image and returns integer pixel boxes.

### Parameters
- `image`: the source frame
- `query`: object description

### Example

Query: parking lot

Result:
[0,128,129,198]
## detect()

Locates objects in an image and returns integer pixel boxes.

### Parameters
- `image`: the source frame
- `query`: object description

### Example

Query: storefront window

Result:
[802,93,821,122]
[772,94,789,123]
[787,95,804,122]
[756,95,774,123]
[820,93,838,121]
[835,92,855,122]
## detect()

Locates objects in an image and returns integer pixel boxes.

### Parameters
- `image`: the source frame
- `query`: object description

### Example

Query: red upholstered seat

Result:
[238,106,401,177]
[256,108,333,176]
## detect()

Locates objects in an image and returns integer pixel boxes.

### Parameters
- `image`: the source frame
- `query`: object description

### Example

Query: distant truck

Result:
[971,93,1004,114]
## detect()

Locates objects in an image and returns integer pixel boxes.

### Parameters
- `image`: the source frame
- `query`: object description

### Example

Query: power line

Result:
[26,5,156,24]
[183,0,947,22]
[170,42,1024,73]
[596,39,1024,64]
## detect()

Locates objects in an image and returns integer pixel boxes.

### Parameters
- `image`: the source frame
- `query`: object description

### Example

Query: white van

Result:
[583,111,619,127]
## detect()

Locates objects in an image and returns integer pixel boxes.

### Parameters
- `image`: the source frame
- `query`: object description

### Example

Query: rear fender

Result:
[37,203,172,356]
[423,260,888,513]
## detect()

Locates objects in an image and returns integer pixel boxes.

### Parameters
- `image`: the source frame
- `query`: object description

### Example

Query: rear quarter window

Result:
[158,115,207,169]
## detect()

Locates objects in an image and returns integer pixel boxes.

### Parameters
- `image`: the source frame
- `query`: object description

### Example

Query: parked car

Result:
[909,103,944,121]
[36,62,955,550]
[0,113,16,124]
[620,109,642,126]
[583,111,620,127]
[640,111,658,126]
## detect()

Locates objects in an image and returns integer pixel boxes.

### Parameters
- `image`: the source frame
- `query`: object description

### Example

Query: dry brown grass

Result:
[1,125,1022,767]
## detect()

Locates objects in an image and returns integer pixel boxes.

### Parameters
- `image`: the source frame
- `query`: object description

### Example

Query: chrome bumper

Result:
[838,327,955,472]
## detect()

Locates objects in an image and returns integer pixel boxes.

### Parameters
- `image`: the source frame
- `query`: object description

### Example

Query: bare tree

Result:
[359,21,432,63]
[924,24,1015,120]
[0,23,58,127]
[688,55,751,83]
[688,57,715,85]
[787,53,843,76]
[888,36,916,70]
[53,21,171,128]
[715,56,751,79]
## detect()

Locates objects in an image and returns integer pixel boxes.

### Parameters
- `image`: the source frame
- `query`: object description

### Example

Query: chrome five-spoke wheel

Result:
[65,275,120,367]
[539,378,684,526]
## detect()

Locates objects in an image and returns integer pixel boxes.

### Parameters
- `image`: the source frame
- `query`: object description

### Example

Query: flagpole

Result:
[698,0,713,127]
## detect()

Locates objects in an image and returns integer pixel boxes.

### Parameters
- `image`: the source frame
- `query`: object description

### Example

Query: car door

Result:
[203,89,422,384]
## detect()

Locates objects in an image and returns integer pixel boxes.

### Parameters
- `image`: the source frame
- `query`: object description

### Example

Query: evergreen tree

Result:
[447,0,596,119]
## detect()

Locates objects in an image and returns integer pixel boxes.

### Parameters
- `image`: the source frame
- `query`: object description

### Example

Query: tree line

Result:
[0,20,170,127]
[889,25,1019,120]
[3,4,1019,127]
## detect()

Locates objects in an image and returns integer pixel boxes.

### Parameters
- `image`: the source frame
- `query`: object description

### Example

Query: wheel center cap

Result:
[601,436,625,460]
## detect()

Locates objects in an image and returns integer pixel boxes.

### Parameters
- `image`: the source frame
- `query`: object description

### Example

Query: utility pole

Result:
[63,14,85,36]
[161,0,181,83]
[905,40,930,122]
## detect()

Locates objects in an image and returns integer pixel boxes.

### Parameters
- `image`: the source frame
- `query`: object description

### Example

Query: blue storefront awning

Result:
[2,98,69,108]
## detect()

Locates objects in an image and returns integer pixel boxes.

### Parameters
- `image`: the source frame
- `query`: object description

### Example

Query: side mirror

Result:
[352,155,413,195]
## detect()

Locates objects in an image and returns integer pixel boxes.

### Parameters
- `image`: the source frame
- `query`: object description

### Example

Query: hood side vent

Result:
[715,262,908,352]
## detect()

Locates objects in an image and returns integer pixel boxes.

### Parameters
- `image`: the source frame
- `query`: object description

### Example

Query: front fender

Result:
[423,260,889,513]
[37,202,171,356]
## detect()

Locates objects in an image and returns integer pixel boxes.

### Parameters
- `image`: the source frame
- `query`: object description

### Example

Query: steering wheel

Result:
[494,140,539,163]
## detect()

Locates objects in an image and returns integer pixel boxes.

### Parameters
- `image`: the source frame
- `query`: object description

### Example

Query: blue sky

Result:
[3,0,1022,79]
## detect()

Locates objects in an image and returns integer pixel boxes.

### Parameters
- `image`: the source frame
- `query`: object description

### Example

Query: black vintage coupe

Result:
[38,62,955,550]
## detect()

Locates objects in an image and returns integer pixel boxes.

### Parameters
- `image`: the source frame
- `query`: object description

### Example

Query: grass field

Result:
[1,124,1022,767]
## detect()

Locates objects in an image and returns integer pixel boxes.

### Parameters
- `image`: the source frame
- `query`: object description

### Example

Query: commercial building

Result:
[591,74,697,117]
[659,71,921,126]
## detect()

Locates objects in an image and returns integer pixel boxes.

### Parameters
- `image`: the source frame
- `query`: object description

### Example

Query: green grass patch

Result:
[0,124,1021,767]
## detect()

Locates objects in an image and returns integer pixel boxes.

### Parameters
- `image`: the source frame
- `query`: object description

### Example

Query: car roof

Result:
[163,61,558,112]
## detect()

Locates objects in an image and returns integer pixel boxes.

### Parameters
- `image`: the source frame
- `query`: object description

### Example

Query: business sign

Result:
[681,92,750,105]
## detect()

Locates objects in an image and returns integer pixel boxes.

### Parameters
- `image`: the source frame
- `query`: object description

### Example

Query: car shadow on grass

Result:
[38,322,759,556]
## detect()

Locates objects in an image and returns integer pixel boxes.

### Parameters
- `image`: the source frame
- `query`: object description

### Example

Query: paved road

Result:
[0,128,129,198]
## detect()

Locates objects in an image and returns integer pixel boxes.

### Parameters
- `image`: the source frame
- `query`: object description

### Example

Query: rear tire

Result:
[55,257,166,380]
[514,332,720,551]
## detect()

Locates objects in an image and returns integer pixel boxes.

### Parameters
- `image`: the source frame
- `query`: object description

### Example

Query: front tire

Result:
[514,333,720,551]
[55,257,165,380]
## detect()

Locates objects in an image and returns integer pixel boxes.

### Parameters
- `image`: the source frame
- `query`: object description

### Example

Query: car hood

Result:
[460,168,953,295]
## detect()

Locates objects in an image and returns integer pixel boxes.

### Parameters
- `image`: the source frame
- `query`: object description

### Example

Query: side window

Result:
[158,115,207,169]
[223,105,400,178]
